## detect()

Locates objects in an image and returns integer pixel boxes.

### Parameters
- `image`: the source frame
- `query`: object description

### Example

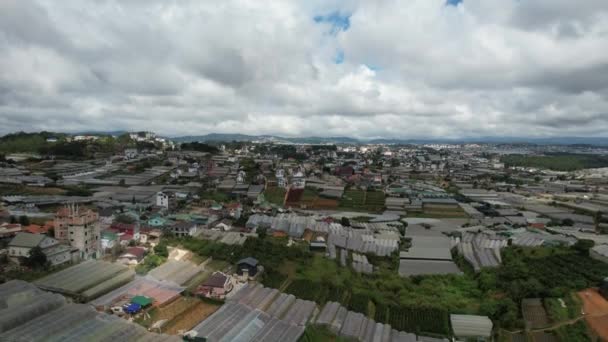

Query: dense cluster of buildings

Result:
[2,133,608,340]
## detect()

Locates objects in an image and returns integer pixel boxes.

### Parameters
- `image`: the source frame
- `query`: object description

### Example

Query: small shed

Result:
[131,295,153,307]
[236,257,259,277]
[450,314,493,340]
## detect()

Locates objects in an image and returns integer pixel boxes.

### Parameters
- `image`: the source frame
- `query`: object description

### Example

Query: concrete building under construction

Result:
[54,204,101,260]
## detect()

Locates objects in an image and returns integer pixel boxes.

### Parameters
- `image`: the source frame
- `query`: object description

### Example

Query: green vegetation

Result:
[0,131,63,153]
[339,190,385,212]
[0,131,150,158]
[264,187,286,206]
[199,190,230,203]
[135,254,166,275]
[281,254,475,335]
[477,246,608,329]
[502,153,608,171]
[166,234,608,335]
[554,320,592,342]
[261,268,288,289]
[180,142,219,154]
[299,326,355,342]
[543,297,581,322]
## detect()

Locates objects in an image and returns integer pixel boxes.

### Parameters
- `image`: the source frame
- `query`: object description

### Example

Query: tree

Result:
[25,246,48,269]
[9,215,17,224]
[128,239,137,247]
[341,217,351,227]
[257,227,268,240]
[572,239,594,256]
[561,218,575,226]
[115,214,136,224]
[119,179,126,186]
[153,243,168,257]
[19,215,29,226]
[398,221,408,236]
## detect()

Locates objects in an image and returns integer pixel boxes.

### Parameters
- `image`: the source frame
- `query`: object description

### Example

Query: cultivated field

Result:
[339,190,385,212]
[162,299,220,334]
[138,296,220,335]
[522,298,550,329]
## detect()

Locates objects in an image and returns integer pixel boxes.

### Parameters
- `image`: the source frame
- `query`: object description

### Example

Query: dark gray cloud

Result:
[0,0,607,138]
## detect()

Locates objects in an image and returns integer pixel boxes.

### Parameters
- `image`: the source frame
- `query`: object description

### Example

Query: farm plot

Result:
[522,298,550,329]
[339,190,385,212]
[162,300,220,334]
[376,305,450,336]
[139,296,219,334]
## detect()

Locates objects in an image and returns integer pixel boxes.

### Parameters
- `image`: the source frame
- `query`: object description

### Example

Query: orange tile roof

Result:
[23,224,48,234]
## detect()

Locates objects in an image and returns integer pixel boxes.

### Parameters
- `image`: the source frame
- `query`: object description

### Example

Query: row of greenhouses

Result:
[0,280,182,342]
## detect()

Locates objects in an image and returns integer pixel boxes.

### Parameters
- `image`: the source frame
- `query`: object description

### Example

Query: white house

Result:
[156,192,170,209]
[171,222,198,237]
[8,232,71,266]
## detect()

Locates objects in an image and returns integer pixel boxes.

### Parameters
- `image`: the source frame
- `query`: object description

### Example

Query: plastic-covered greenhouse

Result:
[0,280,182,342]
[187,284,315,341]
[91,276,184,309]
[34,260,133,299]
[0,280,66,333]
[147,260,202,285]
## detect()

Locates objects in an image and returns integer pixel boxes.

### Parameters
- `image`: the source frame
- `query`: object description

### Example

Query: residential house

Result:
[101,230,118,250]
[171,221,198,237]
[8,232,72,266]
[0,223,22,238]
[118,247,146,265]
[195,272,233,299]
[110,222,140,241]
[236,257,259,277]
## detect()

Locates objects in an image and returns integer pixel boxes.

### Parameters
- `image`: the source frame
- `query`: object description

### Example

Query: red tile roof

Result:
[23,224,48,234]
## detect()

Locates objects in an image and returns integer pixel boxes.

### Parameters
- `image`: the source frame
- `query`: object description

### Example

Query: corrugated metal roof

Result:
[450,314,493,338]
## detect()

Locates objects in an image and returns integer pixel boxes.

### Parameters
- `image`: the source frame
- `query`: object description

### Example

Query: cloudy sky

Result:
[1,0,608,139]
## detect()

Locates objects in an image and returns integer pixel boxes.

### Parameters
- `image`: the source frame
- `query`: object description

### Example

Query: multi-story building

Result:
[54,205,101,260]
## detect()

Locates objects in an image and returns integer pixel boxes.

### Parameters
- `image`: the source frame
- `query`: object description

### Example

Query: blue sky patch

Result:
[446,0,463,6]
[314,11,351,34]
[334,51,345,64]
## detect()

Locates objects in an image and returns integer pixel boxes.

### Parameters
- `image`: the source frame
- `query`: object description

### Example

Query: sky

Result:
[1,0,608,139]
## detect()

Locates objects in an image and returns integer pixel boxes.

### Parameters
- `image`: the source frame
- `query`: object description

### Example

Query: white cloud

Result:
[1,0,608,138]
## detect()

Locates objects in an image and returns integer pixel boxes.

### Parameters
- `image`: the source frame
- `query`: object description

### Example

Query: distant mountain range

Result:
[170,133,608,146]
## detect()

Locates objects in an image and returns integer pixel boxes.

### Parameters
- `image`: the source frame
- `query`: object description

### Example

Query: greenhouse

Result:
[34,260,133,299]
[147,259,202,285]
[0,280,183,342]
[187,284,316,341]
[315,301,424,342]
[0,280,66,333]
[90,276,184,309]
